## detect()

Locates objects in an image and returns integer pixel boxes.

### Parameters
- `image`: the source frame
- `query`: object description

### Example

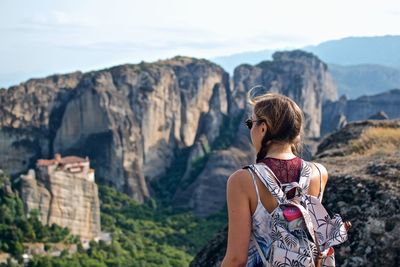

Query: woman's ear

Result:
[261,123,267,133]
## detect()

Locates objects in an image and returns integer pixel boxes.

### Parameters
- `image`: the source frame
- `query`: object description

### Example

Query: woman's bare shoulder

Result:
[226,168,253,192]
[227,168,252,183]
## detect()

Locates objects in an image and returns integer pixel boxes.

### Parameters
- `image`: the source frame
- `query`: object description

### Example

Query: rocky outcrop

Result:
[317,119,400,158]
[19,154,101,240]
[232,50,338,137]
[321,89,400,136]
[368,111,389,120]
[190,119,400,267]
[0,57,231,202]
[314,120,400,266]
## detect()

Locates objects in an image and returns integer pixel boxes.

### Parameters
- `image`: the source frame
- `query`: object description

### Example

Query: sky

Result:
[1,0,400,88]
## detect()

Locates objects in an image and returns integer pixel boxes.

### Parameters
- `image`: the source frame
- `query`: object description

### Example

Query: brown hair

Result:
[247,87,305,163]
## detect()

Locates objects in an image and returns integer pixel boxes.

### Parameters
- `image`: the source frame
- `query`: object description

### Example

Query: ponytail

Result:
[256,131,273,163]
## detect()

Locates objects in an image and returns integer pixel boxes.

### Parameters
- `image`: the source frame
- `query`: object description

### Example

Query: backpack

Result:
[244,161,351,267]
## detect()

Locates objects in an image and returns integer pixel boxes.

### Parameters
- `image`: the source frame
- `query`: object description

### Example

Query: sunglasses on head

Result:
[245,118,263,129]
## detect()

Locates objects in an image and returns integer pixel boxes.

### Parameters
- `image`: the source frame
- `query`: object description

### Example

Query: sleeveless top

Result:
[245,156,305,267]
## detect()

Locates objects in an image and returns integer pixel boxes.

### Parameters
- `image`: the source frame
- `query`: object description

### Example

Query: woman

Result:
[221,91,328,267]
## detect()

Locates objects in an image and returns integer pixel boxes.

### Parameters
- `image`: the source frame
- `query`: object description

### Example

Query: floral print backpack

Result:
[245,162,351,267]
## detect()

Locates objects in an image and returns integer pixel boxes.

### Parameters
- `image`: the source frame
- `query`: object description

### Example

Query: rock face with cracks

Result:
[19,154,101,240]
[0,56,231,203]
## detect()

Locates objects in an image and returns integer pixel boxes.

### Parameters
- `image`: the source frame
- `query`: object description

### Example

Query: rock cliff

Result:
[0,57,231,202]
[232,50,337,137]
[19,154,101,240]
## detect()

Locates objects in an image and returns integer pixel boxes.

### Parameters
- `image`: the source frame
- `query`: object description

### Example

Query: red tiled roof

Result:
[37,159,57,166]
[36,155,88,166]
[60,156,88,164]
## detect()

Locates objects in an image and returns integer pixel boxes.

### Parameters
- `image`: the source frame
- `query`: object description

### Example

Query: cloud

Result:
[57,39,230,52]
[2,11,91,32]
[386,9,400,16]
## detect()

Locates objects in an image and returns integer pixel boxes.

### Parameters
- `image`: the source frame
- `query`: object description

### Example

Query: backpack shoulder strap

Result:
[244,168,261,204]
[297,160,324,200]
[245,163,287,204]
[298,159,313,193]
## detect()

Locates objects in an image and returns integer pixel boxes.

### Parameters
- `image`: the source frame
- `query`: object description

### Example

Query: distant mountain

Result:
[212,35,400,74]
[329,64,400,99]
[304,35,400,68]
[211,36,400,99]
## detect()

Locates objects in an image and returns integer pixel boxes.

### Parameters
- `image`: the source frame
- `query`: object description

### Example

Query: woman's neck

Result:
[263,143,295,159]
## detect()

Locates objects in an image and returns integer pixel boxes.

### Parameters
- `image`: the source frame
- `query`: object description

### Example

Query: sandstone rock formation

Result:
[232,50,337,137]
[0,57,231,202]
[19,154,101,240]
[321,88,400,136]
[190,119,400,267]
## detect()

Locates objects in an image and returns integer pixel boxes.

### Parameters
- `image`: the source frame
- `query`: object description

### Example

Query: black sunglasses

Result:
[244,118,263,129]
